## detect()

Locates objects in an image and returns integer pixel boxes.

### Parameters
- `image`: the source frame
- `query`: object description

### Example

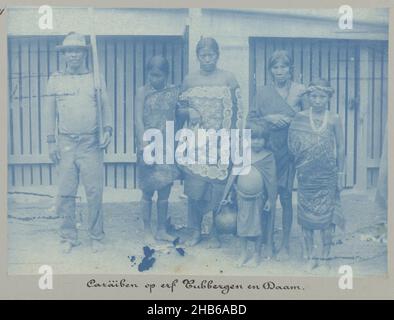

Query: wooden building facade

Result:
[7,7,389,190]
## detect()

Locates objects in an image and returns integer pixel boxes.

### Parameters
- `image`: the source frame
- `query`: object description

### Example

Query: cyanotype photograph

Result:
[6,7,389,277]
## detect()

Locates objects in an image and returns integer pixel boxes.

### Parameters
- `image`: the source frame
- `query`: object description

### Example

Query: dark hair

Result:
[307,78,334,97]
[196,37,220,56]
[146,55,170,76]
[308,78,331,88]
[268,50,293,74]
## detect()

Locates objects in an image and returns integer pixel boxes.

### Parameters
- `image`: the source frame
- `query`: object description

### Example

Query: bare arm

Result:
[226,72,244,129]
[300,91,309,112]
[175,100,189,128]
[298,83,308,112]
[44,75,61,163]
[334,114,345,172]
[226,71,239,91]
[134,86,145,151]
[44,76,57,140]
[176,75,202,125]
[175,77,190,121]
[100,75,113,134]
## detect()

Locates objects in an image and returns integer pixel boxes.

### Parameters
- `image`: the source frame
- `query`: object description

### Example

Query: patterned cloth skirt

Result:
[137,161,180,193]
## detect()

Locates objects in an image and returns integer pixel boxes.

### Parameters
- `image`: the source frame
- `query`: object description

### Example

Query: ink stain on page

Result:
[138,246,156,272]
[175,247,185,256]
[173,237,186,256]
[172,237,180,247]
[128,255,136,267]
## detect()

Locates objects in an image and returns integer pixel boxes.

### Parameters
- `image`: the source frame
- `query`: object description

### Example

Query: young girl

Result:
[288,79,346,270]
[135,55,180,242]
[233,127,277,267]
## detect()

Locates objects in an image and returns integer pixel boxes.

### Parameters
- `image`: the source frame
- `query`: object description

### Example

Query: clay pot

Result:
[236,166,264,195]
[215,204,237,235]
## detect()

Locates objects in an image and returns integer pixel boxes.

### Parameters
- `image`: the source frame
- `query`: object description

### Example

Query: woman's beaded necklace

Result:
[309,107,328,134]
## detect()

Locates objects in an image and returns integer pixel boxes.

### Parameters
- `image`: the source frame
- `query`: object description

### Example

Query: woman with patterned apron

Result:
[177,37,243,247]
[135,55,180,242]
[288,79,345,270]
[247,50,305,258]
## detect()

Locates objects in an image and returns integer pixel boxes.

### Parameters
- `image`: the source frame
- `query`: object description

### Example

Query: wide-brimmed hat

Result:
[56,32,90,51]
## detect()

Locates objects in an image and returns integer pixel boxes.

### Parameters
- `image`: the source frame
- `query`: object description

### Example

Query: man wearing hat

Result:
[45,32,113,253]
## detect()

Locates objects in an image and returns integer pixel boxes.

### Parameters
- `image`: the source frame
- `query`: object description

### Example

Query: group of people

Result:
[45,32,345,270]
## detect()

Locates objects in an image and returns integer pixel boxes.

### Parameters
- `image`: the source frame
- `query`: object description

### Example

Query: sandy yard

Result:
[7,184,387,277]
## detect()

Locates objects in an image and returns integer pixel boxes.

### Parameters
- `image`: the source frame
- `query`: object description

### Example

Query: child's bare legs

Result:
[263,208,275,260]
[302,227,317,270]
[277,189,293,259]
[320,224,334,269]
[237,236,262,268]
[236,237,248,267]
[246,236,262,267]
[256,236,263,263]
[141,191,154,242]
[155,184,175,242]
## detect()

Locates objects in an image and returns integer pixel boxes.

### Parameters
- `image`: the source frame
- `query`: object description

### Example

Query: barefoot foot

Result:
[318,259,331,272]
[61,241,73,254]
[276,245,290,261]
[304,258,318,272]
[185,231,202,247]
[143,231,155,245]
[236,252,249,268]
[206,236,221,249]
[262,245,274,261]
[91,239,105,253]
[155,229,176,242]
[60,240,80,254]
[244,253,261,268]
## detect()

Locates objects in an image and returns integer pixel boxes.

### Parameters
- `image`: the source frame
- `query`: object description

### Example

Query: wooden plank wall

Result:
[8,35,388,189]
[249,37,388,188]
[8,35,186,188]
[365,41,388,187]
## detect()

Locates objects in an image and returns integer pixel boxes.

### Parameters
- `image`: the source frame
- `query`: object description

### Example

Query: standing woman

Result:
[177,37,243,247]
[288,79,345,270]
[247,50,305,258]
[135,55,180,242]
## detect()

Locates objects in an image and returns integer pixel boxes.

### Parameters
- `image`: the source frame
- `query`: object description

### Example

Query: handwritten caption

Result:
[86,278,304,295]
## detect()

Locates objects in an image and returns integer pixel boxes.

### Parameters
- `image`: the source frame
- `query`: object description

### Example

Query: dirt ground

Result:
[8,185,387,277]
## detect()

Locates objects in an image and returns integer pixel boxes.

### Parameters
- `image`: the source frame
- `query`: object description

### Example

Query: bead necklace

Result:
[309,107,328,133]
